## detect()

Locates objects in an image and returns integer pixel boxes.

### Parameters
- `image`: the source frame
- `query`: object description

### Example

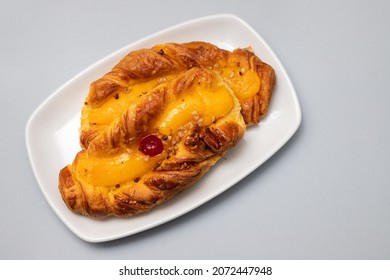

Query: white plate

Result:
[25,14,301,242]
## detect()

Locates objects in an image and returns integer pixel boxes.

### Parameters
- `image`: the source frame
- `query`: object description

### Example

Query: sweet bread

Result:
[58,41,275,219]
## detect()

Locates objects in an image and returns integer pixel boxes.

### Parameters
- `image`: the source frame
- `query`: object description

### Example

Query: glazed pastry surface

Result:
[59,41,275,219]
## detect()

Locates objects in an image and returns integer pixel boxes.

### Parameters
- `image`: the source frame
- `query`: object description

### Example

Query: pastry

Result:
[58,41,275,219]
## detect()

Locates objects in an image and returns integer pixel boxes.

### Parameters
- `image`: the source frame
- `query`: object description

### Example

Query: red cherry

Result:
[138,134,163,156]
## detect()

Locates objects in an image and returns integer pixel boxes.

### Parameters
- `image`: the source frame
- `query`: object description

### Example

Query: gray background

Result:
[1,0,389,259]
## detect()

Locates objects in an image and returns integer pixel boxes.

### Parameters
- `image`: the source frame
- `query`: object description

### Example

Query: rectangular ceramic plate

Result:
[25,14,301,242]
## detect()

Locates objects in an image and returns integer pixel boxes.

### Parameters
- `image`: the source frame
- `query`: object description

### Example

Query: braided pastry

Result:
[59,41,275,219]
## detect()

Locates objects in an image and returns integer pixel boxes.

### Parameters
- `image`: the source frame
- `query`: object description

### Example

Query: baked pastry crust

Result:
[58,42,275,219]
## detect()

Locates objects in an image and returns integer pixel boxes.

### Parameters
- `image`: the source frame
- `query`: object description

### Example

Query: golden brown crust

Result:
[58,41,275,219]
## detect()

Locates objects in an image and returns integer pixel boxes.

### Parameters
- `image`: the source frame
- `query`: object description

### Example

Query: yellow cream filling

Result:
[156,81,235,136]
[75,146,164,186]
[220,68,261,100]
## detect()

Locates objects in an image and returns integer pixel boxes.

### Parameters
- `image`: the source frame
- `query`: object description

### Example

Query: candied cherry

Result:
[138,134,163,156]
